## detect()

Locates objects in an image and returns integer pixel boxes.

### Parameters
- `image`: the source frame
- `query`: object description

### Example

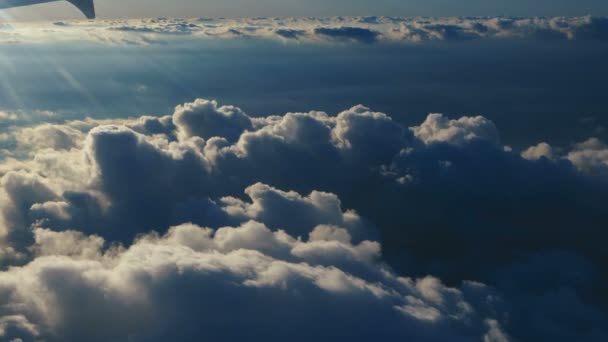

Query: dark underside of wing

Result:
[68,0,95,19]
[0,0,95,18]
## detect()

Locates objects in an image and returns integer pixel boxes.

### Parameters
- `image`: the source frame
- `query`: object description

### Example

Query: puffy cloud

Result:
[219,183,371,242]
[0,219,505,341]
[2,98,608,340]
[66,115,176,137]
[173,99,253,142]
[14,124,84,151]
[333,105,411,164]
[31,228,107,260]
[413,113,500,146]
[521,142,555,160]
[567,138,608,179]
[520,138,608,180]
[1,171,58,248]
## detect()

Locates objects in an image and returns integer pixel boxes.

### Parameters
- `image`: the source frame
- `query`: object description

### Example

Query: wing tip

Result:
[68,0,95,19]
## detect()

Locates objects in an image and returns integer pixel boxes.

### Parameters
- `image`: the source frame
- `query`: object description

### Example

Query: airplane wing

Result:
[0,0,95,19]
[67,0,95,19]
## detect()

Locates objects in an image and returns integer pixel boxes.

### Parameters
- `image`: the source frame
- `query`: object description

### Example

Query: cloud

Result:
[412,113,499,146]
[567,16,608,40]
[312,27,380,44]
[3,16,608,45]
[1,171,58,247]
[219,182,371,242]
[31,228,107,260]
[521,138,608,181]
[14,124,84,151]
[1,98,608,340]
[0,218,508,341]
[0,111,18,123]
[173,99,253,142]
[273,28,307,40]
[521,142,555,161]
[567,138,608,179]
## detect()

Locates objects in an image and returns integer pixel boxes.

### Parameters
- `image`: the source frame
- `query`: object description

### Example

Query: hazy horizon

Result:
[1,0,608,21]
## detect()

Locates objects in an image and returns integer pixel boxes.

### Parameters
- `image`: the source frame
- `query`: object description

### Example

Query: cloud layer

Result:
[1,16,608,44]
[1,99,608,341]
[1,222,512,341]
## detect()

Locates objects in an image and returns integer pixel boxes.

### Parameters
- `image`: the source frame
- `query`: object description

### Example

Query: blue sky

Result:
[2,0,608,20]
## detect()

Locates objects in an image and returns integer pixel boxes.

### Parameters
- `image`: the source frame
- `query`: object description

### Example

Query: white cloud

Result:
[14,124,84,151]
[31,228,107,260]
[0,218,503,341]
[413,113,499,146]
[567,138,608,179]
[521,142,555,161]
[173,98,253,142]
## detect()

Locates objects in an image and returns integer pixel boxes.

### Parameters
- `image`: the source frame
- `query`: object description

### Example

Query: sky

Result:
[0,36,606,148]
[1,4,608,342]
[2,0,608,20]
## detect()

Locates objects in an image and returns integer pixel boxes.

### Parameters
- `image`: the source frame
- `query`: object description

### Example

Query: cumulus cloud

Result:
[2,16,608,45]
[14,124,84,151]
[1,98,608,340]
[219,183,370,241]
[412,113,500,146]
[0,220,509,341]
[173,99,253,142]
[567,138,608,179]
[518,138,608,180]
[521,142,555,160]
